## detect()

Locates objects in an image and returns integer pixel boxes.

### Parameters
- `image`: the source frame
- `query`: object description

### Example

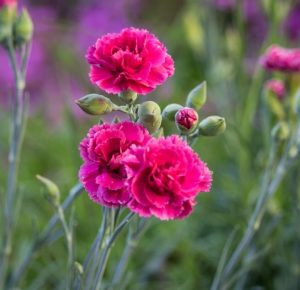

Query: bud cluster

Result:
[0,1,33,47]
[161,81,226,139]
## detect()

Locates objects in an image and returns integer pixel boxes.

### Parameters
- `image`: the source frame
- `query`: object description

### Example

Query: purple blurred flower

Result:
[283,1,300,41]
[243,0,268,50]
[73,1,138,54]
[213,0,236,11]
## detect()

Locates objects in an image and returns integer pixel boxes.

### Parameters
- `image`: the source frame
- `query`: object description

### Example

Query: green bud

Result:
[271,122,289,142]
[36,175,60,206]
[0,4,16,44]
[119,90,137,104]
[74,261,84,276]
[198,115,226,137]
[75,94,115,115]
[162,103,183,121]
[137,101,162,133]
[186,81,207,111]
[14,9,33,45]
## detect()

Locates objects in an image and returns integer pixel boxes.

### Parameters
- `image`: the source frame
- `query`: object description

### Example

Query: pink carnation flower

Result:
[0,0,16,8]
[124,136,212,220]
[265,79,286,100]
[260,45,300,72]
[86,27,174,95]
[79,121,151,207]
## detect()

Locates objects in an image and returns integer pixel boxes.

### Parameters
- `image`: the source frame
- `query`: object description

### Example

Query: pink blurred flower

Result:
[260,45,300,72]
[175,107,198,131]
[86,27,174,95]
[0,0,16,8]
[124,136,212,220]
[265,79,286,100]
[79,121,151,207]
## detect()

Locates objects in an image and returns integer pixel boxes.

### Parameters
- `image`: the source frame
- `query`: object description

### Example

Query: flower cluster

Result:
[86,27,174,95]
[260,45,300,72]
[77,27,225,221]
[79,121,212,220]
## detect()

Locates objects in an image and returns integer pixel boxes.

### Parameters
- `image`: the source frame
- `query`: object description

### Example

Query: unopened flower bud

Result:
[186,81,207,111]
[175,107,198,134]
[75,94,115,115]
[14,8,33,45]
[137,101,162,133]
[271,122,289,142]
[0,1,16,44]
[198,115,226,136]
[119,90,137,104]
[264,79,285,101]
[162,103,183,121]
[36,175,60,206]
[74,261,84,276]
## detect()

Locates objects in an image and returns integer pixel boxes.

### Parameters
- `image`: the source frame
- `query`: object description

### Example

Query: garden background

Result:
[1,0,299,289]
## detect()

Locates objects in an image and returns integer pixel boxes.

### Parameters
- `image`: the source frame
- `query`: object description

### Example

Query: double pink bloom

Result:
[86,27,174,95]
[260,45,300,72]
[79,122,212,220]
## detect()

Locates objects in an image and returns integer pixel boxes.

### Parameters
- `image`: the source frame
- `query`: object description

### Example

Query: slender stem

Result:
[7,183,83,289]
[93,212,135,290]
[216,121,300,288]
[83,208,109,290]
[220,142,282,283]
[56,205,74,290]
[0,39,27,290]
[111,218,148,287]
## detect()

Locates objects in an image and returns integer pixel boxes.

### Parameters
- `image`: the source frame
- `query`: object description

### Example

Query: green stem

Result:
[111,218,148,288]
[93,212,135,290]
[8,183,83,290]
[216,120,300,288]
[0,39,28,290]
[56,205,74,290]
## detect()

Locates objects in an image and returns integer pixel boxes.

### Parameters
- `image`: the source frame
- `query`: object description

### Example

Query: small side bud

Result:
[162,103,183,121]
[264,79,285,101]
[75,94,115,115]
[14,8,33,45]
[175,107,198,134]
[271,122,289,142]
[119,90,137,104]
[137,101,162,133]
[36,175,60,206]
[186,81,207,111]
[198,115,226,136]
[0,3,16,44]
[74,261,84,276]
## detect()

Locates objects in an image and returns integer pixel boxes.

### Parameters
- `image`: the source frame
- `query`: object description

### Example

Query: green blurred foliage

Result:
[1,0,300,289]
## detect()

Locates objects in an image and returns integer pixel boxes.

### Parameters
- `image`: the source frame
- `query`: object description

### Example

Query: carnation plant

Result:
[73,27,225,290]
[3,2,300,290]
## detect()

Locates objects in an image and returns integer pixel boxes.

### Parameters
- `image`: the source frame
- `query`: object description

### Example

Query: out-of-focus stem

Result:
[214,121,300,289]
[56,205,74,290]
[0,39,28,290]
[8,183,83,289]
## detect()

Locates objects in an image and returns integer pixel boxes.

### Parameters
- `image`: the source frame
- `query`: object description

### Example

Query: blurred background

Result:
[1,0,300,289]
